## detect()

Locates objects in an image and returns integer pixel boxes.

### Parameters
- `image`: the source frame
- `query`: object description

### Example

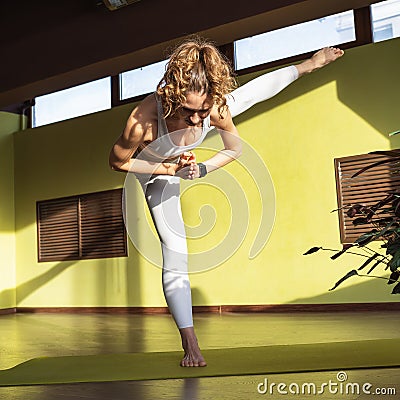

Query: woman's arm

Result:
[109,132,178,176]
[175,108,242,180]
[201,114,242,175]
[109,96,179,176]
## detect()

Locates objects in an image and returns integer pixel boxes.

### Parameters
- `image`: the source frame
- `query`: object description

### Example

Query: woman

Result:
[109,36,344,367]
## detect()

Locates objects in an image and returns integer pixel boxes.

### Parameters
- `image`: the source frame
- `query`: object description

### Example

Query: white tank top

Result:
[135,94,212,163]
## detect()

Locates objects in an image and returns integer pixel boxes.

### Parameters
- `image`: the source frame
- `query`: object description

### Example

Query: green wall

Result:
[0,112,19,309]
[10,38,400,308]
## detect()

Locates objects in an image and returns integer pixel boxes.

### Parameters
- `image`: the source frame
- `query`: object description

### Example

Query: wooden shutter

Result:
[335,151,400,243]
[37,189,127,262]
[37,197,79,262]
[80,189,127,259]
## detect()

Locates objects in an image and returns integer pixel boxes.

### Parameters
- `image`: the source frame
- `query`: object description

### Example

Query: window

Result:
[334,151,400,243]
[373,23,394,41]
[234,10,356,71]
[119,59,168,100]
[32,77,111,127]
[371,0,400,42]
[37,189,127,262]
[28,3,395,119]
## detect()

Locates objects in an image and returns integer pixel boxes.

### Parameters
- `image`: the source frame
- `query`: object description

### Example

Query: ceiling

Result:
[0,0,376,109]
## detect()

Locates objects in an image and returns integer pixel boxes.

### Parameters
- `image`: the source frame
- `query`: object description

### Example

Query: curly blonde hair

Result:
[157,36,237,118]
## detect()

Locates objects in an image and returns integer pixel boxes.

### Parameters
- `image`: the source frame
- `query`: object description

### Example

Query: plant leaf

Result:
[391,282,400,294]
[376,217,394,226]
[329,270,358,291]
[346,204,364,218]
[352,217,371,225]
[355,230,378,246]
[388,250,400,272]
[371,194,396,212]
[394,198,400,217]
[388,270,400,285]
[385,241,400,256]
[373,221,396,240]
[303,247,322,255]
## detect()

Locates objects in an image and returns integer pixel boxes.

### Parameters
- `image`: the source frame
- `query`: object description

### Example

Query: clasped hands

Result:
[163,151,200,179]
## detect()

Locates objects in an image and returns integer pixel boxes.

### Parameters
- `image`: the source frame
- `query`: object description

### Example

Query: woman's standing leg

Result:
[140,174,206,366]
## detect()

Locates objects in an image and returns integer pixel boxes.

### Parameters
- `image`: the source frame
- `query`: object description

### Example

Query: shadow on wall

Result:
[12,103,129,232]
[2,218,143,309]
[11,258,143,308]
[191,287,208,306]
[0,261,75,306]
[335,39,400,137]
[288,271,396,305]
[0,131,15,234]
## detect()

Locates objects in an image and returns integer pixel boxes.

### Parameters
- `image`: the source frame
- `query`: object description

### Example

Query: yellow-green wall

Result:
[0,112,19,309]
[11,38,400,308]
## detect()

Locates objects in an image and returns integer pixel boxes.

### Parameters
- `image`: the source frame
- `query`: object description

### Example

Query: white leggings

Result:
[140,66,298,328]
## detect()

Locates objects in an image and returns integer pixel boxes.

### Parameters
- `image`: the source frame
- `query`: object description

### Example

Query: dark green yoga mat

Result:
[0,339,399,387]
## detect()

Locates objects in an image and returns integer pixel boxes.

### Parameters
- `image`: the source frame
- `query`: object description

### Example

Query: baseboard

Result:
[220,303,400,312]
[16,306,171,314]
[15,302,400,314]
[0,308,16,315]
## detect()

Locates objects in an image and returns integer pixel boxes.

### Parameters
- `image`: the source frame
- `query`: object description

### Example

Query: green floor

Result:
[0,311,399,399]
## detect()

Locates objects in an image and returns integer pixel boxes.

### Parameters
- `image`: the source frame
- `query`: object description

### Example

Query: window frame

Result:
[233,10,357,72]
[370,0,400,42]
[110,42,235,108]
[31,76,112,128]
[112,7,374,105]
[233,7,373,76]
[26,3,393,124]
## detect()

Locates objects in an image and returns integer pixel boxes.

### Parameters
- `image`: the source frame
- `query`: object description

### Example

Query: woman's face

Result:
[178,91,213,126]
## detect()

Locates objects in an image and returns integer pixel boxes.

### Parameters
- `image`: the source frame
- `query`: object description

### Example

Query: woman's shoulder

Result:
[209,103,233,129]
[130,93,158,122]
[139,92,158,112]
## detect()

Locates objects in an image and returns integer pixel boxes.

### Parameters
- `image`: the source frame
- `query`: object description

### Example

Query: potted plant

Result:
[304,139,400,295]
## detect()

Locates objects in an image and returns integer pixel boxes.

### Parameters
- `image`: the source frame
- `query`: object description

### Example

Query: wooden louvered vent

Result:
[335,151,400,244]
[37,189,127,262]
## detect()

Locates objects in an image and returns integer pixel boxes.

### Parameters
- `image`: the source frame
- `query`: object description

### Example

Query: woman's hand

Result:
[175,163,200,180]
[175,151,198,179]
[178,151,196,167]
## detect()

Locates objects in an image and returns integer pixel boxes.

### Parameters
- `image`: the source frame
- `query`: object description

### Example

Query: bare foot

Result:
[311,47,345,69]
[179,326,207,367]
[296,46,344,77]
